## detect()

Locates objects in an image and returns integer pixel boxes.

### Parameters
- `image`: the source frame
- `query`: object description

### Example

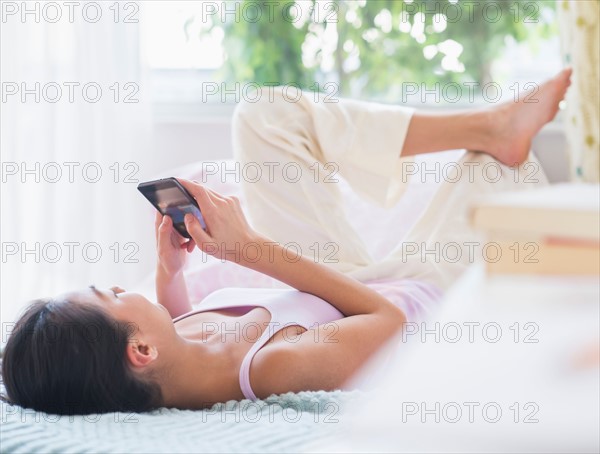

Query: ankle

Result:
[469,108,496,152]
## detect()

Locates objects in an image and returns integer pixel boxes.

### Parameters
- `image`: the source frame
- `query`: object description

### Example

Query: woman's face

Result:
[59,286,175,340]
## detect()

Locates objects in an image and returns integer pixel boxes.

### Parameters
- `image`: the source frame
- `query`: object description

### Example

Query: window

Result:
[141,0,562,108]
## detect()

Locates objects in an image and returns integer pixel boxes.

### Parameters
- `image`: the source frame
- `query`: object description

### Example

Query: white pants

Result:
[232,87,548,292]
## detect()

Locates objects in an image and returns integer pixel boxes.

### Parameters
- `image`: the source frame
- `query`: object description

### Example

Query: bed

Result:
[0,389,362,453]
[0,150,468,453]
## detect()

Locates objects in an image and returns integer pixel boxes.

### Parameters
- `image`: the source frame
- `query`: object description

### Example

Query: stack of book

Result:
[470,184,600,275]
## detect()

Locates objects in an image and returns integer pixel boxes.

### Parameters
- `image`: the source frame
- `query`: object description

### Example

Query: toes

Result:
[560,67,573,84]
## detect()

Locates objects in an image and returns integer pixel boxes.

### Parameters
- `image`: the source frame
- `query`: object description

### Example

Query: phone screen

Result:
[138,178,207,239]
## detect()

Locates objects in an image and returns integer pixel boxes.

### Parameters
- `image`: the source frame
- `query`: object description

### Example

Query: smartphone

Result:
[137,178,207,239]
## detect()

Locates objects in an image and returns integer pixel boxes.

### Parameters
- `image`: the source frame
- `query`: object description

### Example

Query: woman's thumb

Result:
[184,214,209,243]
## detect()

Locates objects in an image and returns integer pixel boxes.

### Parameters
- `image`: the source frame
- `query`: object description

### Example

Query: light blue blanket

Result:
[0,390,360,453]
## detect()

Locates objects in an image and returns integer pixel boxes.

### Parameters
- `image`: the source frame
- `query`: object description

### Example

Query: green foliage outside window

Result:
[190,0,557,102]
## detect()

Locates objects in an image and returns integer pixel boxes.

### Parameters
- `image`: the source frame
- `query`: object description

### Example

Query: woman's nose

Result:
[110,285,126,294]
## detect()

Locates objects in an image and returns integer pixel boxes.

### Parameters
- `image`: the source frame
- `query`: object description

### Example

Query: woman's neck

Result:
[158,336,242,409]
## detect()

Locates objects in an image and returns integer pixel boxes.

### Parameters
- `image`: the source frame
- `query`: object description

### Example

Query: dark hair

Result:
[1,298,163,415]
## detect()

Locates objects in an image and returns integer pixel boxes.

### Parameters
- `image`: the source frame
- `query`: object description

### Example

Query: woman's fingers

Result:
[154,211,163,242]
[157,214,171,247]
[185,238,196,253]
[184,213,212,247]
[173,177,256,261]
[178,178,217,210]
[205,187,228,202]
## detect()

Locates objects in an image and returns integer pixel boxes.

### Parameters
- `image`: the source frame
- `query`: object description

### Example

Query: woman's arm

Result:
[243,237,404,319]
[238,239,407,396]
[179,179,405,321]
[154,213,194,318]
[155,267,192,319]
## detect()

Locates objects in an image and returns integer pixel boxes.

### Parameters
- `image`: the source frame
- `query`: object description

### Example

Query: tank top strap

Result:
[237,320,286,400]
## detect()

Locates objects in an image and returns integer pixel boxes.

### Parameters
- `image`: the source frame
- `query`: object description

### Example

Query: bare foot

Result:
[483,68,572,166]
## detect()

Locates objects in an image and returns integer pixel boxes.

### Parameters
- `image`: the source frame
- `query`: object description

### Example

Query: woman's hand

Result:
[155,212,195,276]
[177,179,262,263]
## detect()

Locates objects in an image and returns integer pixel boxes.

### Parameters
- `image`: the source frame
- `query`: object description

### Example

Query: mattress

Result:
[0,389,361,453]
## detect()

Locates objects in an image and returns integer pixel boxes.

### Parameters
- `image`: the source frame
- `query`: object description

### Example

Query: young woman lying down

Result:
[1,69,572,414]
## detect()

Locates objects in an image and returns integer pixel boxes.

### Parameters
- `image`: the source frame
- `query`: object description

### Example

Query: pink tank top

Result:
[172,288,344,400]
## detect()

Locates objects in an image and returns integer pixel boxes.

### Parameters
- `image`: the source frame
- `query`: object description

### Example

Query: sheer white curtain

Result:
[1,4,157,331]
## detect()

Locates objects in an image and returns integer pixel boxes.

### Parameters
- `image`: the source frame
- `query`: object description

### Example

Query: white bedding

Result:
[0,390,361,453]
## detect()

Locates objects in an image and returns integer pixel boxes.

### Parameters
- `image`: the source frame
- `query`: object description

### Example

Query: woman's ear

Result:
[125,339,158,368]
